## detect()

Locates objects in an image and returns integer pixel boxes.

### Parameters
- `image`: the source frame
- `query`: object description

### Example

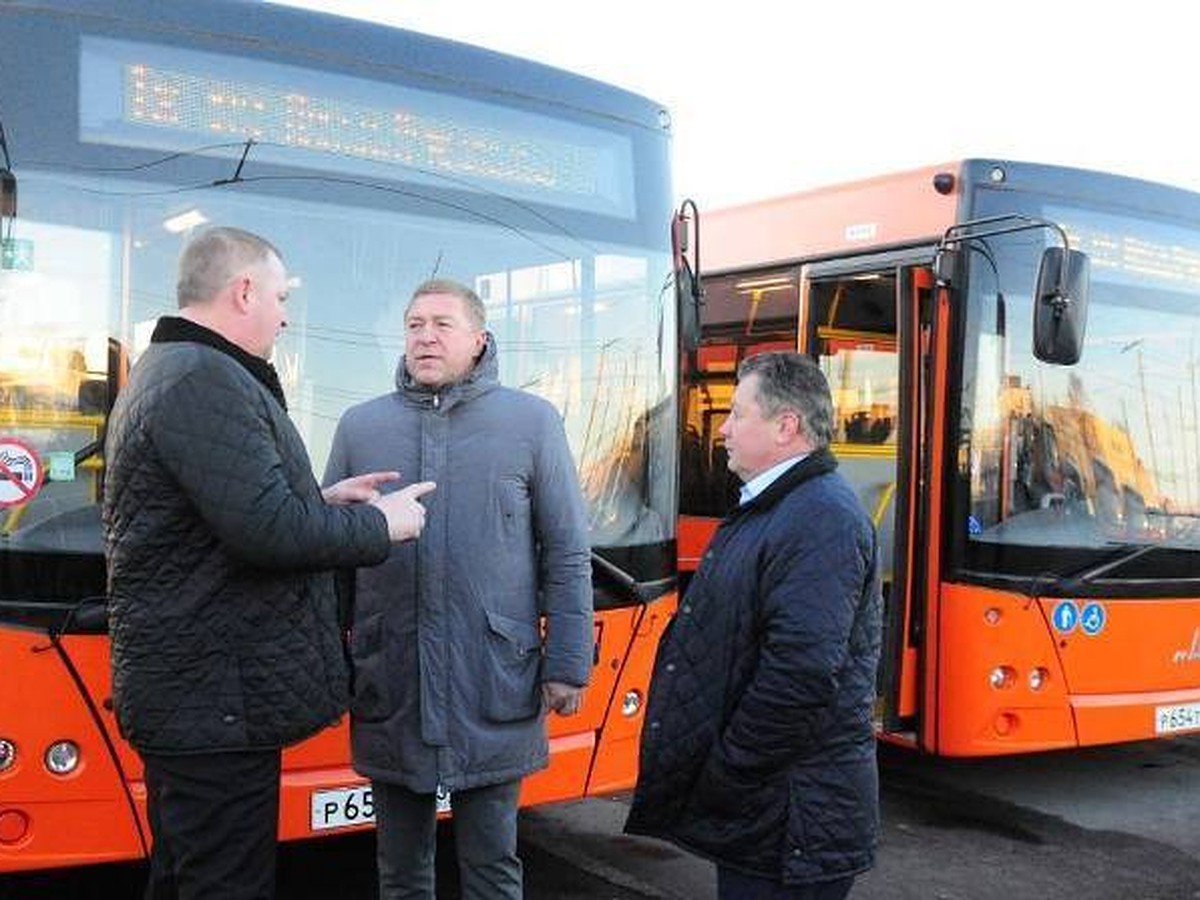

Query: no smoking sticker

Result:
[0,437,44,508]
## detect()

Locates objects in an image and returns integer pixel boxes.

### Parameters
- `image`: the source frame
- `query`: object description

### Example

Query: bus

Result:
[680,159,1200,757]
[0,0,678,872]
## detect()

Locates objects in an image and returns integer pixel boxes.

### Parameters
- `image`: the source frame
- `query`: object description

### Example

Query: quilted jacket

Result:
[625,449,882,884]
[103,317,391,754]
[323,335,593,792]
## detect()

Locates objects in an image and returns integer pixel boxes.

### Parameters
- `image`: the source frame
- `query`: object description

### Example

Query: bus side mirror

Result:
[673,200,703,353]
[1032,247,1089,365]
[677,257,701,353]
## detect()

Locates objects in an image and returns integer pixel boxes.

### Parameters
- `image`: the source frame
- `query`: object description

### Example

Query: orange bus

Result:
[680,159,1200,756]
[0,0,677,873]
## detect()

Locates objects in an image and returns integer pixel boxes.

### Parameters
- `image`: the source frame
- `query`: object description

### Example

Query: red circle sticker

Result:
[0,437,45,508]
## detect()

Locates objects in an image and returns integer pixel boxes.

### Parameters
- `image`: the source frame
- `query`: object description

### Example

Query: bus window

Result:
[809,276,899,448]
[679,268,798,520]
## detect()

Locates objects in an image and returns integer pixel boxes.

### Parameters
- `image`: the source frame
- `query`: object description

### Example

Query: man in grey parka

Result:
[324,278,593,899]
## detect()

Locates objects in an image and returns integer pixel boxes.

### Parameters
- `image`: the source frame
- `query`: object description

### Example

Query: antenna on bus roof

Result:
[213,138,255,187]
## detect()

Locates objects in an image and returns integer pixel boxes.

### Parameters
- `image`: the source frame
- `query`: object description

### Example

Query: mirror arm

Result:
[674,198,703,307]
[934,214,1073,297]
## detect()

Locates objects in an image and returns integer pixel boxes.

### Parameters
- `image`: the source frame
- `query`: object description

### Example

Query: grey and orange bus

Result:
[680,159,1200,756]
[0,0,677,872]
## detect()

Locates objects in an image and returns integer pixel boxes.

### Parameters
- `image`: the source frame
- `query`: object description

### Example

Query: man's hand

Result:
[372,481,437,541]
[323,471,401,505]
[542,681,584,717]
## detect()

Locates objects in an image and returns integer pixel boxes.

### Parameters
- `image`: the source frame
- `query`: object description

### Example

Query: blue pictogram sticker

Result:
[1080,602,1106,636]
[967,515,982,536]
[1052,600,1079,633]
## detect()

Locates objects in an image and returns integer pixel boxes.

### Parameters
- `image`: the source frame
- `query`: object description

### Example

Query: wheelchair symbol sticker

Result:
[1080,602,1107,636]
[1052,601,1079,633]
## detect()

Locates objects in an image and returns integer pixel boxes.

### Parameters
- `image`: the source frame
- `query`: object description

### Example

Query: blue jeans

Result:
[717,866,856,900]
[373,779,523,900]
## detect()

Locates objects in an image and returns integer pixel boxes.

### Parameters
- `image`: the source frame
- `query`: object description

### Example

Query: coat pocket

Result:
[497,476,531,544]
[347,612,392,723]
[481,608,542,723]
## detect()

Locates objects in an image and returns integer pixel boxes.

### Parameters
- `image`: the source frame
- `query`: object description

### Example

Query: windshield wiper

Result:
[1038,519,1200,592]
[1070,542,1167,584]
[591,551,674,604]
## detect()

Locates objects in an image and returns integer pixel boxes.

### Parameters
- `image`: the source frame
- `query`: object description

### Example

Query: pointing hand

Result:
[372,481,436,541]
[323,470,401,505]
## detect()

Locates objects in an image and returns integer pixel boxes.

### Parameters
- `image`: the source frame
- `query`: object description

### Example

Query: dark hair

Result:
[177,227,282,308]
[737,351,834,449]
[408,278,486,329]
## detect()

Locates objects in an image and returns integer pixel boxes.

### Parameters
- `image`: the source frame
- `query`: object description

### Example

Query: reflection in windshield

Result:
[0,165,673,559]
[960,200,1200,553]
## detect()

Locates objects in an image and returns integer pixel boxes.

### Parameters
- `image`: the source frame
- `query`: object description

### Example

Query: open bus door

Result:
[799,257,940,748]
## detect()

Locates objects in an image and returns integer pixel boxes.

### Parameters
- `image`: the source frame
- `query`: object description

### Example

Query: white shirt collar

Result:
[738,454,809,506]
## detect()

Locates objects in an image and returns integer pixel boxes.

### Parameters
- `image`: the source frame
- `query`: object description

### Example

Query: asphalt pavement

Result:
[6,738,1200,898]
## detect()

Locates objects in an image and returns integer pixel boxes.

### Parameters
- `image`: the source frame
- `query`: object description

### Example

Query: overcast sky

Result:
[274,1,1195,210]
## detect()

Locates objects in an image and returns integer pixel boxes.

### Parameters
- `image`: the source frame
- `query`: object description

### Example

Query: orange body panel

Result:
[935,584,1076,756]
[920,286,953,752]
[1042,597,1200,746]
[677,515,721,573]
[583,601,676,796]
[701,163,961,274]
[934,585,1200,754]
[0,597,673,872]
[0,629,143,872]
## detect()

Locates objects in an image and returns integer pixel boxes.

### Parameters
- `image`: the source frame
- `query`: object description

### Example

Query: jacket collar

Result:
[727,447,839,520]
[394,331,500,409]
[151,316,288,411]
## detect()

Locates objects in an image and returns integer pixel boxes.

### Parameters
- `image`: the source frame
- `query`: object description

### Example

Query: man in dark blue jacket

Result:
[626,351,882,900]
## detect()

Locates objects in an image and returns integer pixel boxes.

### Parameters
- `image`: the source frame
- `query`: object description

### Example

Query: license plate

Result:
[310,784,452,832]
[1155,702,1200,734]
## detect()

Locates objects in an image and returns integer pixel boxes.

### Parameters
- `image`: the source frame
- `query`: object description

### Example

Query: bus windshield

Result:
[956,189,1200,574]
[0,9,675,603]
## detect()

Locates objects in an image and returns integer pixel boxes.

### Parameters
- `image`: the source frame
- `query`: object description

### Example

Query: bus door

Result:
[678,267,800,581]
[801,255,937,745]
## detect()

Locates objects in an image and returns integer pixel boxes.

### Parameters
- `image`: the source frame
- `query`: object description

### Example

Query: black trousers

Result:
[717,866,856,900]
[141,748,282,900]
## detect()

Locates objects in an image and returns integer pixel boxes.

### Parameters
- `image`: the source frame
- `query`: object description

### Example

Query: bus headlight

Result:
[989,666,1016,689]
[0,739,15,772]
[1029,667,1050,691]
[622,690,643,717]
[44,740,79,775]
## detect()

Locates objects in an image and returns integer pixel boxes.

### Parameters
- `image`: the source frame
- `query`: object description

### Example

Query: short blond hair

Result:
[177,227,282,307]
[408,278,486,329]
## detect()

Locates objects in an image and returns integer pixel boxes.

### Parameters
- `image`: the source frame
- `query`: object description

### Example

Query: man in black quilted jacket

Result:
[626,351,883,900]
[103,226,435,900]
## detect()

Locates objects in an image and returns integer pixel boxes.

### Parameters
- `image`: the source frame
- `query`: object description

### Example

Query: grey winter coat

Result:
[323,336,593,792]
[104,317,392,755]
